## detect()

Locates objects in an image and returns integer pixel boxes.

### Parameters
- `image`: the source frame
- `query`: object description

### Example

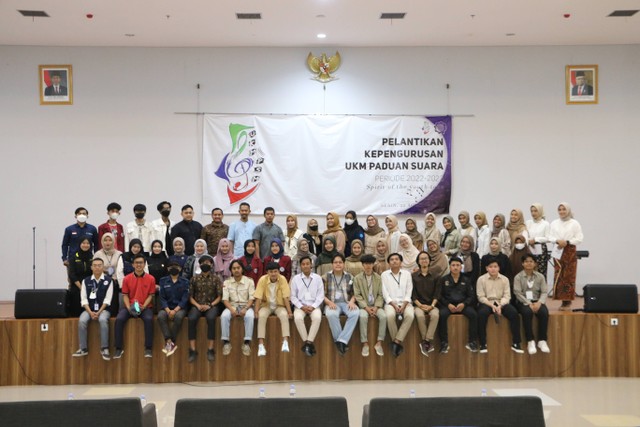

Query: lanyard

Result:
[391,271,401,286]
[301,276,312,290]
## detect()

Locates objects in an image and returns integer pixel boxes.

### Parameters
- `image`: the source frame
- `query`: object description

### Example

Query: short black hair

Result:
[361,254,376,264]
[132,253,146,263]
[264,207,275,215]
[75,207,87,215]
[91,258,104,265]
[211,207,223,214]
[485,259,500,268]
[416,251,430,264]
[332,253,345,263]
[299,256,312,265]
[449,256,462,265]
[387,252,403,263]
[157,201,171,211]
[181,204,193,212]
[229,260,244,271]
[266,261,280,271]
[239,202,251,209]
[521,254,536,263]
[107,202,121,211]
[133,203,146,212]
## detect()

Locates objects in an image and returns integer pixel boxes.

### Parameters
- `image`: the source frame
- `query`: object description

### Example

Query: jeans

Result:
[78,310,110,350]
[220,307,255,341]
[114,308,154,350]
[157,309,187,341]
[325,302,359,345]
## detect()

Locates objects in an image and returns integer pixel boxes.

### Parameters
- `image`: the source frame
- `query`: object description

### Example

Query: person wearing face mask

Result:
[509,235,531,280]
[61,207,99,271]
[364,215,385,255]
[157,259,189,357]
[343,211,365,257]
[98,202,125,252]
[125,203,154,256]
[151,201,174,256]
[303,218,323,256]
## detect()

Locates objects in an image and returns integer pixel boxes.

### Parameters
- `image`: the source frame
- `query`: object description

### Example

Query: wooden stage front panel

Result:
[1,313,638,386]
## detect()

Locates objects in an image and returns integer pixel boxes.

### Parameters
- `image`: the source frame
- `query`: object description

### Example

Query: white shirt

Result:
[525,219,550,255]
[476,225,491,258]
[284,229,304,258]
[381,269,413,305]
[151,217,173,246]
[290,272,324,308]
[125,220,154,253]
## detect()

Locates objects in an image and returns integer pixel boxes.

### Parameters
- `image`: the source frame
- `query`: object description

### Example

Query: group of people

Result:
[62,201,582,360]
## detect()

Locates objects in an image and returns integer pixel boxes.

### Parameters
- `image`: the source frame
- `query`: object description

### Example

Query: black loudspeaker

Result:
[583,284,638,313]
[14,289,69,319]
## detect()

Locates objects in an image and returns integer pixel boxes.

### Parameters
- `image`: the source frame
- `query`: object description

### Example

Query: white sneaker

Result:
[281,340,290,352]
[361,345,370,357]
[258,344,267,357]
[527,340,537,355]
[538,340,550,353]
[222,343,232,356]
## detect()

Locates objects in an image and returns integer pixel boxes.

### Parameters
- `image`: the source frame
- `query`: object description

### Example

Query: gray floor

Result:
[1,377,639,426]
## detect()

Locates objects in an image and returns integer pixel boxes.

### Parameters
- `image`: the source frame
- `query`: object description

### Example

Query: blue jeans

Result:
[325,302,359,345]
[78,310,111,350]
[220,307,255,341]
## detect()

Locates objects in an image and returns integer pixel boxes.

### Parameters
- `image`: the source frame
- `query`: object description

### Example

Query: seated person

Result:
[147,240,168,284]
[381,253,415,357]
[315,236,338,277]
[344,239,364,277]
[182,239,208,281]
[291,238,317,276]
[254,262,293,356]
[238,239,263,285]
[412,251,441,356]
[213,238,234,281]
[323,254,359,356]
[373,239,389,274]
[290,256,324,357]
[157,259,189,357]
[221,260,256,357]
[353,254,386,357]
[168,237,188,268]
[67,237,93,317]
[513,254,550,354]
[263,238,292,282]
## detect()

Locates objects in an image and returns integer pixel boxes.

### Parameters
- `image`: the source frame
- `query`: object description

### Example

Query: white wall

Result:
[1,45,639,300]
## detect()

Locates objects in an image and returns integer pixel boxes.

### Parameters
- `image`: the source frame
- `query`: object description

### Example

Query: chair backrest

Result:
[365,396,545,427]
[175,397,349,427]
[0,397,146,427]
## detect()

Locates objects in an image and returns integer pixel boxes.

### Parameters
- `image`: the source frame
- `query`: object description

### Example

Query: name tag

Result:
[89,290,97,299]
[304,291,312,300]
[526,290,534,300]
[107,267,114,275]
[94,303,99,311]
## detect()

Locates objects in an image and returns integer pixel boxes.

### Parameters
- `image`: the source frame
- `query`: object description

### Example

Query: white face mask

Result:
[515,243,526,250]
[76,214,88,223]
[109,212,120,220]
[345,219,354,226]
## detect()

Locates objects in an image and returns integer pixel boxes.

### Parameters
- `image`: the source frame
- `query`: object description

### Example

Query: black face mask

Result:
[200,264,212,273]
[168,267,180,276]
[309,225,318,231]
[160,209,171,217]
[134,212,145,219]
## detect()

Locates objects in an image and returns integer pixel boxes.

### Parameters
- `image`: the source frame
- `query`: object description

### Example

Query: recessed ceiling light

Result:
[18,10,49,17]
[380,13,406,20]
[317,33,327,39]
[236,13,262,20]
[608,10,638,17]
[316,14,325,18]
[125,34,135,37]
[506,33,516,37]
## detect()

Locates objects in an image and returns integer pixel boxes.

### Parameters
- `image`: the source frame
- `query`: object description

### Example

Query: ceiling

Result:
[1,0,639,47]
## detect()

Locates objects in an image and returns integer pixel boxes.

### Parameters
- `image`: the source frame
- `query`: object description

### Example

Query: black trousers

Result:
[187,306,219,340]
[477,303,521,346]
[516,302,549,341]
[437,305,478,343]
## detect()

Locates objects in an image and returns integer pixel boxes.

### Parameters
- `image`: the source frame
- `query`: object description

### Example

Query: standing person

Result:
[455,235,481,292]
[412,251,440,356]
[291,238,317,276]
[323,254,359,356]
[404,218,423,251]
[252,207,285,260]
[507,209,529,248]
[93,232,122,313]
[441,215,461,256]
[491,213,512,256]
[113,254,156,359]
[284,214,304,258]
[343,210,366,257]
[253,262,293,356]
[474,211,491,258]
[221,260,256,357]
[151,201,173,256]
[290,256,325,357]
[125,204,154,255]
[481,237,512,280]
[157,260,189,357]
[228,202,257,258]
[476,260,523,354]
[238,240,263,285]
[97,202,125,252]
[147,240,168,285]
[353,254,386,357]
[72,258,114,360]
[61,207,99,271]
[263,238,292,282]
[323,212,347,254]
[384,215,401,254]
[364,215,385,255]
[373,239,389,274]
[423,213,442,250]
[344,239,364,277]
[458,211,478,243]
[426,238,449,279]
[513,254,550,354]
[303,218,323,256]
[381,253,415,357]
[169,237,188,268]
[182,239,207,281]
[315,236,338,277]
[171,205,203,256]
[509,235,531,281]
[201,207,229,256]
[526,203,551,279]
[213,238,234,281]
[549,202,583,311]
[67,237,94,317]
[437,257,479,353]
[186,254,222,363]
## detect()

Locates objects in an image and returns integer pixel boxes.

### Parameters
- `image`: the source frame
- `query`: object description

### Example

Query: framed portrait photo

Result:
[39,65,73,105]
[565,65,598,105]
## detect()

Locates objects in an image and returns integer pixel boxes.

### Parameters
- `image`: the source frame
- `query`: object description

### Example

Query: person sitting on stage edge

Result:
[323,253,359,356]
[353,254,386,357]
[157,259,189,357]
[290,256,325,357]
[254,262,293,356]
[513,254,550,354]
[381,253,415,357]
[221,260,256,357]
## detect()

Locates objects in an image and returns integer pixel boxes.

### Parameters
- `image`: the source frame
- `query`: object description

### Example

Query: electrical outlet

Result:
[41,323,48,332]
[610,318,619,326]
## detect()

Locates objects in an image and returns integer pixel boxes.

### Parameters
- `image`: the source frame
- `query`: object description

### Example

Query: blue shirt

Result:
[228,219,257,258]
[61,223,99,261]
[158,275,190,310]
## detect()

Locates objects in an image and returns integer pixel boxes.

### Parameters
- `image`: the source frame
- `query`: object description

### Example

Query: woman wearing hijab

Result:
[323,212,347,254]
[455,235,481,292]
[526,203,550,279]
[399,233,420,272]
[481,237,512,281]
[68,236,94,317]
[263,238,292,282]
[423,213,442,250]
[426,238,449,279]
[404,218,424,251]
[441,215,461,256]
[343,210,366,257]
[458,211,478,243]
[169,237,188,268]
[507,209,529,248]
[509,235,531,281]
[345,239,364,276]
[303,218,323,256]
[491,213,512,256]
[147,239,168,284]
[116,238,147,284]
[364,215,386,255]
[474,212,491,258]
[284,214,304,258]
[213,238,234,281]
[385,215,402,254]
[373,239,389,274]
[183,239,207,280]
[291,238,317,275]
[238,240,263,285]
[315,235,338,277]
[93,232,122,313]
[549,202,584,311]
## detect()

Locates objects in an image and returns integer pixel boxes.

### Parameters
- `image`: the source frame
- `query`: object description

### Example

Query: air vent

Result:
[236,13,262,20]
[18,10,49,17]
[608,10,638,17]
[380,13,406,20]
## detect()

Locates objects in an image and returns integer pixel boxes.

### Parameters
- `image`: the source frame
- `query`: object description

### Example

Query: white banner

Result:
[203,115,451,215]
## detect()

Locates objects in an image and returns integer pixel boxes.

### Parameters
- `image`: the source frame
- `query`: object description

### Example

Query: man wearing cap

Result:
[44,71,68,96]
[125,203,154,254]
[290,256,324,357]
[571,71,593,96]
[253,261,292,356]
[221,260,256,357]
[353,254,386,357]
[157,259,189,357]
[186,254,222,362]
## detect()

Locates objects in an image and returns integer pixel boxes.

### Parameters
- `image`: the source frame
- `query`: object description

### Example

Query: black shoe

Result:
[302,343,313,357]
[395,342,404,357]
[479,344,488,354]
[440,343,449,354]
[465,342,479,353]
[207,349,216,361]
[511,343,524,354]
[188,349,197,363]
[336,341,346,356]
[310,342,317,355]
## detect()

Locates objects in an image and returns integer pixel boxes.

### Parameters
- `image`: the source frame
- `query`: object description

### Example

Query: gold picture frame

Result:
[39,65,73,105]
[565,65,598,105]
